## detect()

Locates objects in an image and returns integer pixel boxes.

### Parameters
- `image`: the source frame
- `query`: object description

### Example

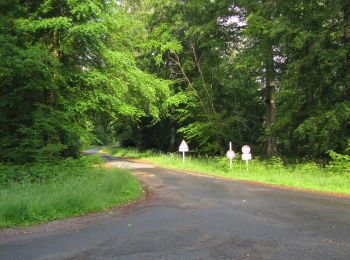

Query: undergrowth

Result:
[0,156,143,228]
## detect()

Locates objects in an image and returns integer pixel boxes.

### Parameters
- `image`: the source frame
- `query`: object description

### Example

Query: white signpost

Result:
[179,140,189,164]
[241,145,252,170]
[226,142,235,174]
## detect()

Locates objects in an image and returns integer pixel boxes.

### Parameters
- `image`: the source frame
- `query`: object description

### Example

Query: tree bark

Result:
[344,1,350,100]
[52,29,60,59]
[265,42,277,157]
[46,29,60,106]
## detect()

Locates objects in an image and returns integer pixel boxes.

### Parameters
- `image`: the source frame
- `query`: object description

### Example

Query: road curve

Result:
[0,156,350,259]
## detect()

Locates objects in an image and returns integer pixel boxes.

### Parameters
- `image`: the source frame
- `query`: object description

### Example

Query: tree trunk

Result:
[344,2,350,100]
[52,29,60,59]
[265,42,277,157]
[170,106,176,151]
[46,29,60,106]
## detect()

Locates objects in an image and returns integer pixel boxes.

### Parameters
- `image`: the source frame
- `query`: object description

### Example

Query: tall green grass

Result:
[104,147,350,195]
[0,157,143,228]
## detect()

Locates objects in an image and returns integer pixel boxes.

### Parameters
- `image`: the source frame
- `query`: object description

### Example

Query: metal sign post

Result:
[179,140,189,164]
[226,142,235,175]
[241,145,252,172]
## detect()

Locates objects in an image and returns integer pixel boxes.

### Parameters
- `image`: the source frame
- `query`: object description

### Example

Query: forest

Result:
[1,0,349,164]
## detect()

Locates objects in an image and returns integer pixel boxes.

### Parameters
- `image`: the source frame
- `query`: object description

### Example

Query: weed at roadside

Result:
[0,162,142,228]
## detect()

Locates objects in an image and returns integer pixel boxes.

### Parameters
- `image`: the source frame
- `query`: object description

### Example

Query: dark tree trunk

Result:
[344,1,350,100]
[265,43,277,157]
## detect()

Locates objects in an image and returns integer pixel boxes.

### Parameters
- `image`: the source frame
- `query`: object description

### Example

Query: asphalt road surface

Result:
[1,155,350,259]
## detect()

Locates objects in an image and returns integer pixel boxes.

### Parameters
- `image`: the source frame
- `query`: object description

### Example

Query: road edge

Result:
[127,158,350,199]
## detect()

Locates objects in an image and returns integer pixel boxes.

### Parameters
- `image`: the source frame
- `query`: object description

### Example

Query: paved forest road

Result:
[1,155,350,259]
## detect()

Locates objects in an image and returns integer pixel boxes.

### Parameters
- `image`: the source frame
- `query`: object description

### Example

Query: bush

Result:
[0,166,143,228]
[0,155,103,185]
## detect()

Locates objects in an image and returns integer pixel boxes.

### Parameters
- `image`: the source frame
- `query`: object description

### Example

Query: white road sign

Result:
[241,145,251,154]
[226,150,235,159]
[241,145,252,171]
[179,140,189,152]
[227,142,235,174]
[179,140,189,164]
[242,153,252,160]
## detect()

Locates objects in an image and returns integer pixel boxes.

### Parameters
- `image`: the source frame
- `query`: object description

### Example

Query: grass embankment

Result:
[0,156,143,228]
[102,147,350,196]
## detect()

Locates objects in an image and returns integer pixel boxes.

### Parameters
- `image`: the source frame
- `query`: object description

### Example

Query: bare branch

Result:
[170,53,211,118]
[191,42,216,115]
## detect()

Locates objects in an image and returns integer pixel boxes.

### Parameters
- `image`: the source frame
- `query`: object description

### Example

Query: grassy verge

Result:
[102,147,350,196]
[0,157,143,228]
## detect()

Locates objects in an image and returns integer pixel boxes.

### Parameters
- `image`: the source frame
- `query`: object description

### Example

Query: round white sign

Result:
[241,145,250,154]
[226,150,235,159]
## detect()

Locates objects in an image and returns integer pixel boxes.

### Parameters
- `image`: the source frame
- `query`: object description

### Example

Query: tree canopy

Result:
[126,0,350,159]
[1,0,349,163]
[0,0,169,163]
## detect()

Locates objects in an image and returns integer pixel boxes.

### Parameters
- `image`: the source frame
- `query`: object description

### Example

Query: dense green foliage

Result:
[0,158,143,227]
[0,155,102,185]
[121,0,350,160]
[0,0,169,163]
[1,0,349,163]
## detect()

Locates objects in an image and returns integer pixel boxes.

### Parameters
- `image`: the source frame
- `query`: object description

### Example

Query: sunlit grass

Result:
[0,160,143,228]
[104,147,350,195]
